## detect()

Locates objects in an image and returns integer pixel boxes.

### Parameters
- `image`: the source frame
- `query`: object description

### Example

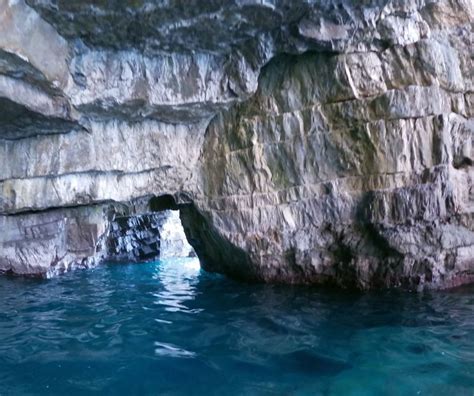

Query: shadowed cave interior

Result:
[104,194,198,265]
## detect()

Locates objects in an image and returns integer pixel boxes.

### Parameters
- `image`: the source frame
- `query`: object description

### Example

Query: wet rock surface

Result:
[0,0,472,289]
[0,203,195,278]
[105,210,195,263]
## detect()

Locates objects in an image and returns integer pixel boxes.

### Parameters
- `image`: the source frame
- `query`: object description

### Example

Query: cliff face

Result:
[0,0,472,289]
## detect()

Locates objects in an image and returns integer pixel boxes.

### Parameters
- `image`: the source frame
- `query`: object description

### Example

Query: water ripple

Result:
[0,259,473,395]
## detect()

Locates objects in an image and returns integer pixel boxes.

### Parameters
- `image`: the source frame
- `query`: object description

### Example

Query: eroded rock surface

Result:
[0,201,195,277]
[104,210,195,263]
[0,0,472,289]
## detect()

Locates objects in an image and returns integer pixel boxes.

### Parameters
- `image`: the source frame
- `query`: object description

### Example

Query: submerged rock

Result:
[0,0,472,289]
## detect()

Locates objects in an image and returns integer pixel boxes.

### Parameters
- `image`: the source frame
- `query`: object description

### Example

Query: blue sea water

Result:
[0,258,473,396]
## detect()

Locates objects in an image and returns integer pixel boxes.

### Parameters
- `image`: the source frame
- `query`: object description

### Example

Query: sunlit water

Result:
[0,258,473,395]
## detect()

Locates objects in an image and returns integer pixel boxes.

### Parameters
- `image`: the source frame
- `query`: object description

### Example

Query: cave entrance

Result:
[149,195,201,273]
[148,194,199,264]
[105,194,199,267]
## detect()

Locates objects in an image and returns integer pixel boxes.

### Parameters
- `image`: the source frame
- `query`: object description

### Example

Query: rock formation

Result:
[104,210,195,263]
[0,0,472,290]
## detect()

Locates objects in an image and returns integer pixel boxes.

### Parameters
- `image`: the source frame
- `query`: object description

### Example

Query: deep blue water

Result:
[0,258,473,396]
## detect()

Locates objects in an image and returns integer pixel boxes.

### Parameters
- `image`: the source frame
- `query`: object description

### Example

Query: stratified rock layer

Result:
[104,210,195,263]
[0,202,194,277]
[0,0,472,289]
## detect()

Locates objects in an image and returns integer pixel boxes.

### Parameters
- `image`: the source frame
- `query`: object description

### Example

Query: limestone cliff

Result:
[0,0,472,290]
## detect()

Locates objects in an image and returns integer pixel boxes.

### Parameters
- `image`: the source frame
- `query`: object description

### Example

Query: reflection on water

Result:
[0,258,473,395]
[152,258,201,314]
[154,341,196,358]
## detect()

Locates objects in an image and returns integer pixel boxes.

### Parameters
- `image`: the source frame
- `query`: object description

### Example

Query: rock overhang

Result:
[0,0,472,289]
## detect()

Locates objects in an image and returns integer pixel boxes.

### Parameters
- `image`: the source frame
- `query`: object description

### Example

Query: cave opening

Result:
[149,194,179,212]
[104,194,200,269]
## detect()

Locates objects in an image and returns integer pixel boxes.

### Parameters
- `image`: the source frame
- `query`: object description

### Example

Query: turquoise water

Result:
[0,258,473,395]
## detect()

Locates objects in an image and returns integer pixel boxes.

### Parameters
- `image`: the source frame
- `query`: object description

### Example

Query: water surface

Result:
[0,258,473,395]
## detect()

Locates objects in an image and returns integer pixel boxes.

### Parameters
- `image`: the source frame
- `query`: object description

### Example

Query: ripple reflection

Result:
[0,260,473,395]
[152,257,202,315]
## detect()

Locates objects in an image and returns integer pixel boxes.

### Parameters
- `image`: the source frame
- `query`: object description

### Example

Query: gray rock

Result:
[0,0,472,289]
[0,203,195,278]
[104,210,195,263]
